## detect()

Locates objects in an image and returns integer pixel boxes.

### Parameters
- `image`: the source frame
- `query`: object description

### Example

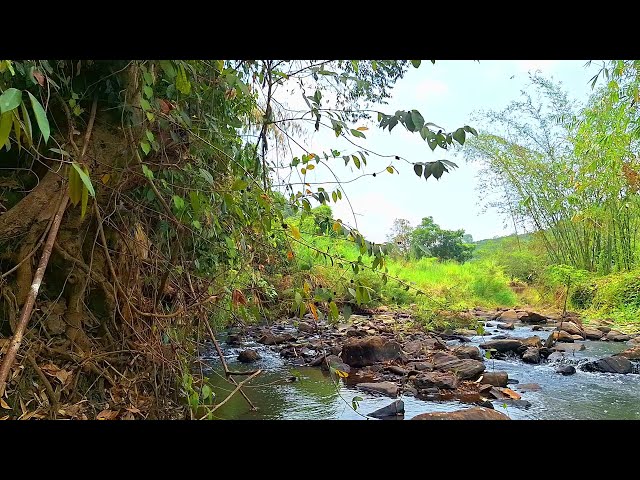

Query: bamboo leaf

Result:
[27,92,50,143]
[0,112,12,149]
[0,88,21,113]
[71,162,95,197]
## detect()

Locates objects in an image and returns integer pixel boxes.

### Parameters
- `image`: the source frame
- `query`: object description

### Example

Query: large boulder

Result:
[617,347,640,360]
[558,321,584,337]
[583,356,632,374]
[435,358,485,380]
[479,339,523,353]
[412,406,509,420]
[522,347,541,364]
[553,331,577,343]
[479,371,508,387]
[583,327,604,340]
[237,349,261,363]
[628,336,640,345]
[341,336,402,367]
[413,372,458,390]
[498,309,519,323]
[556,365,576,375]
[367,400,404,419]
[257,332,294,345]
[452,345,483,361]
[607,331,631,342]
[497,323,515,330]
[517,311,548,324]
[356,381,398,397]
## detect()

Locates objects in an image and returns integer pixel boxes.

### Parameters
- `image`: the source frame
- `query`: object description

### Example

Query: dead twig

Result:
[209,369,261,414]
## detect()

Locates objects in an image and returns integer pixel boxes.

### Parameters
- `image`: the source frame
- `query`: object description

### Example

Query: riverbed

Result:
[201,320,640,420]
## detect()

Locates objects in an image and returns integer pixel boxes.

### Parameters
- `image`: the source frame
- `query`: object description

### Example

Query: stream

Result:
[201,323,640,420]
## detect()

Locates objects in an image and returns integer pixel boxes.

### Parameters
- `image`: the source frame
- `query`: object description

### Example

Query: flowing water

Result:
[201,324,640,420]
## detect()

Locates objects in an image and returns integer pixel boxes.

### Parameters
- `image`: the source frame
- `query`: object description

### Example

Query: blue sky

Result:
[273,60,604,242]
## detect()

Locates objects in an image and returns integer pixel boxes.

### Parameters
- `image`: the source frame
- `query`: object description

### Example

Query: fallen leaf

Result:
[0,415,9,420]
[97,409,119,420]
[101,174,111,184]
[55,369,72,385]
[41,363,61,375]
[309,302,318,320]
[126,406,141,414]
[158,99,172,114]
[33,70,45,86]
[0,398,10,409]
[498,387,522,400]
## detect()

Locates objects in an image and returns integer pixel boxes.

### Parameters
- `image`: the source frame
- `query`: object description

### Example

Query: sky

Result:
[271,60,605,243]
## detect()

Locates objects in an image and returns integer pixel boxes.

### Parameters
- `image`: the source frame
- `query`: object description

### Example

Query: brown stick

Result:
[0,195,69,396]
[26,351,59,416]
[209,369,261,414]
[202,319,257,409]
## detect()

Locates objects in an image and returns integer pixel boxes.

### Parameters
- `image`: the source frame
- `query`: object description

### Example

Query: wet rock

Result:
[539,347,553,358]
[616,347,640,360]
[553,343,585,352]
[479,339,523,353]
[517,383,541,392]
[522,336,543,348]
[298,322,315,334]
[480,371,508,387]
[522,348,541,364]
[497,323,515,330]
[607,331,631,342]
[226,333,244,346]
[330,346,342,356]
[517,311,547,324]
[452,345,483,361]
[367,400,404,419]
[558,321,584,337]
[290,357,306,366]
[583,327,604,340]
[553,331,576,343]
[406,362,434,372]
[412,406,509,420]
[435,358,485,380]
[257,332,294,345]
[320,355,351,373]
[237,349,261,363]
[431,351,459,366]
[341,336,402,367]
[532,325,543,331]
[489,387,508,399]
[596,325,611,334]
[45,315,66,336]
[403,386,418,396]
[506,378,519,385]
[414,372,459,390]
[479,384,493,393]
[356,381,398,397]
[583,356,632,374]
[385,365,408,376]
[545,332,556,349]
[498,309,519,323]
[556,365,576,375]
[628,336,640,345]
[502,399,532,409]
[422,337,447,350]
[547,351,565,362]
[485,322,495,327]
[476,400,494,409]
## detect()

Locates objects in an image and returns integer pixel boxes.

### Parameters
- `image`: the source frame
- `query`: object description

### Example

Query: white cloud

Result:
[415,78,449,101]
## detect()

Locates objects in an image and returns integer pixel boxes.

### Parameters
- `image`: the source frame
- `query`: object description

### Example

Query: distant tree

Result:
[411,216,474,263]
[386,218,414,258]
[462,233,474,243]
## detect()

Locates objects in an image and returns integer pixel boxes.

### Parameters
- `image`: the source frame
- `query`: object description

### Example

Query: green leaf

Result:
[350,128,366,138]
[68,165,82,206]
[413,163,423,177]
[201,385,213,402]
[143,85,153,98]
[332,191,338,202]
[342,304,352,323]
[176,65,192,95]
[142,164,154,179]
[81,176,89,219]
[172,195,185,211]
[20,102,32,145]
[386,166,394,174]
[71,162,95,198]
[0,88,22,113]
[410,110,424,130]
[26,92,50,143]
[145,129,155,143]
[463,125,478,136]
[0,112,12,149]
[232,178,248,190]
[329,301,339,321]
[294,291,302,305]
[353,155,361,169]
[159,60,176,79]
[404,112,416,132]
[199,168,214,185]
[452,127,466,145]
[290,224,301,239]
[411,60,421,68]
[140,140,150,155]
[140,98,151,111]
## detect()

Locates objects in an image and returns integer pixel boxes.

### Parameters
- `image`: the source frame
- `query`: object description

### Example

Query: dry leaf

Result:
[158,99,172,114]
[97,409,119,420]
[356,126,369,131]
[0,398,10,409]
[41,363,61,375]
[55,369,72,385]
[33,70,45,86]
[0,415,9,420]
[309,302,318,320]
[231,289,247,307]
[498,387,522,400]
